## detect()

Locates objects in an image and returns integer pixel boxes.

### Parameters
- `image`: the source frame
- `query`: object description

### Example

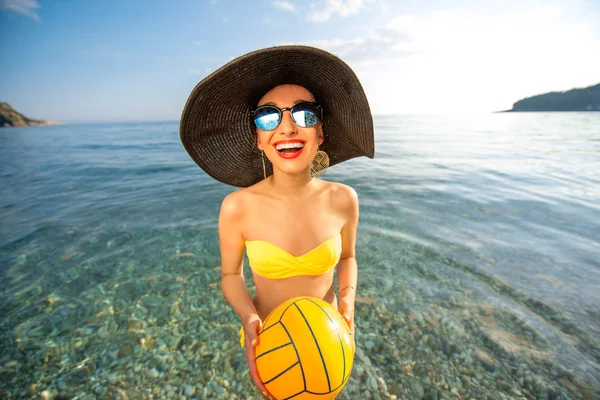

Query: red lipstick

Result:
[273,139,305,160]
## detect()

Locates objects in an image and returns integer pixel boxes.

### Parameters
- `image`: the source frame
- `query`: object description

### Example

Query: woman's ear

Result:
[317,126,324,146]
[254,128,264,151]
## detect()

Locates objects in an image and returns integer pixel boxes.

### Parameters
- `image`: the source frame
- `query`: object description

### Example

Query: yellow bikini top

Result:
[245,233,342,279]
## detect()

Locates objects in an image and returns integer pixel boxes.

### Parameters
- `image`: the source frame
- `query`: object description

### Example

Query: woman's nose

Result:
[278,110,297,135]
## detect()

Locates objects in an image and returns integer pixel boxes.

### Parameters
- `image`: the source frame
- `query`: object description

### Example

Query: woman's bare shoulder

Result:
[220,188,251,219]
[219,182,266,219]
[324,181,359,209]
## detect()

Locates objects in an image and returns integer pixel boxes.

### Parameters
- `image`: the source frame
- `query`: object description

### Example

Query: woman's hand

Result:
[338,294,355,337]
[243,313,273,399]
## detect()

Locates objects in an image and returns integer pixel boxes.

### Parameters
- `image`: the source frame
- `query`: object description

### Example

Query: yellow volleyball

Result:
[255,296,354,400]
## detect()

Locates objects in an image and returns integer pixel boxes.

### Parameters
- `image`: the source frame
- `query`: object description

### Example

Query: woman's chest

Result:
[244,198,345,252]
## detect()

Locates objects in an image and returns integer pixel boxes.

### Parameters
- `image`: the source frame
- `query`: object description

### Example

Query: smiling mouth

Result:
[275,142,304,154]
[273,140,305,159]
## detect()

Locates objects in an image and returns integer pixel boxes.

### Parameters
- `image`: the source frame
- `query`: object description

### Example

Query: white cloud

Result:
[313,5,600,114]
[309,27,415,66]
[378,0,391,13]
[394,7,598,112]
[308,0,365,22]
[274,1,296,13]
[2,0,40,20]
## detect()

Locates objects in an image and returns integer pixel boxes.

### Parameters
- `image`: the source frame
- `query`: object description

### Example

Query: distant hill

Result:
[505,83,600,112]
[0,102,62,127]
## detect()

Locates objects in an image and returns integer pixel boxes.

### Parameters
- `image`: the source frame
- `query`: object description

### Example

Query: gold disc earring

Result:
[310,149,329,177]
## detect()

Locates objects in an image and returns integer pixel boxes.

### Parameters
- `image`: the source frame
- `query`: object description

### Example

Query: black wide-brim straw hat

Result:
[180,45,375,187]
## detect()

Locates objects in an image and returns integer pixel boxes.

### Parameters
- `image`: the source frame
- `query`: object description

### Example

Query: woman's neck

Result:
[267,169,316,198]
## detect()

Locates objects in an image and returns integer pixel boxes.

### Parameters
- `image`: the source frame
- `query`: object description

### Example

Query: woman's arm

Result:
[336,185,359,333]
[218,191,257,322]
[218,191,273,398]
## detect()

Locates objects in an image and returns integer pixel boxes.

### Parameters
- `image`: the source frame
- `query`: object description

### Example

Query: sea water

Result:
[1,113,598,398]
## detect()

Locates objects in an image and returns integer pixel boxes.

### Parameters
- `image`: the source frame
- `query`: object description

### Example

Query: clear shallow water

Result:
[1,114,599,398]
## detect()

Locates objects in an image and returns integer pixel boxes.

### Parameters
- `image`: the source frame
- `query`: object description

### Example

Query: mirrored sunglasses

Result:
[251,102,323,131]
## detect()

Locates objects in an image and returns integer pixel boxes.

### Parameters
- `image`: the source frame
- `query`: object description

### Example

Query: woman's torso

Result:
[241,179,346,320]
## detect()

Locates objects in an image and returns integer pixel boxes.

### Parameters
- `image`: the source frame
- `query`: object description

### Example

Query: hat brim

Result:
[180,45,375,187]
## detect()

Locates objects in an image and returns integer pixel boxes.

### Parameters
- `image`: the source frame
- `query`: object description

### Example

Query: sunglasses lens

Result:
[253,103,321,130]
[292,104,320,127]
[254,107,281,130]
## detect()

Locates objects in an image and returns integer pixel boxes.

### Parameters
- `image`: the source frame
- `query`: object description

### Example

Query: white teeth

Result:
[275,142,304,150]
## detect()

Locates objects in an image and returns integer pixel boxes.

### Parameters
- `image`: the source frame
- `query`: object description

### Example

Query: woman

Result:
[180,46,374,398]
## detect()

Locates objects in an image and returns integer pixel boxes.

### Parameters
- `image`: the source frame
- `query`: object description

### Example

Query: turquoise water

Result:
[1,113,599,399]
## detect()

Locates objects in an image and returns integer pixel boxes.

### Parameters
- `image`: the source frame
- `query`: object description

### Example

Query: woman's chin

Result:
[273,164,311,177]
[266,150,317,177]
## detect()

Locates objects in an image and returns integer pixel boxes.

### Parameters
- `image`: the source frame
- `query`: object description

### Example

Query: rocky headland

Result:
[0,102,63,127]
[504,83,600,112]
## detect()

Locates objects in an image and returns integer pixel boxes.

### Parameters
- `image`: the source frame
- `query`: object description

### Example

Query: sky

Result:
[1,0,599,122]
